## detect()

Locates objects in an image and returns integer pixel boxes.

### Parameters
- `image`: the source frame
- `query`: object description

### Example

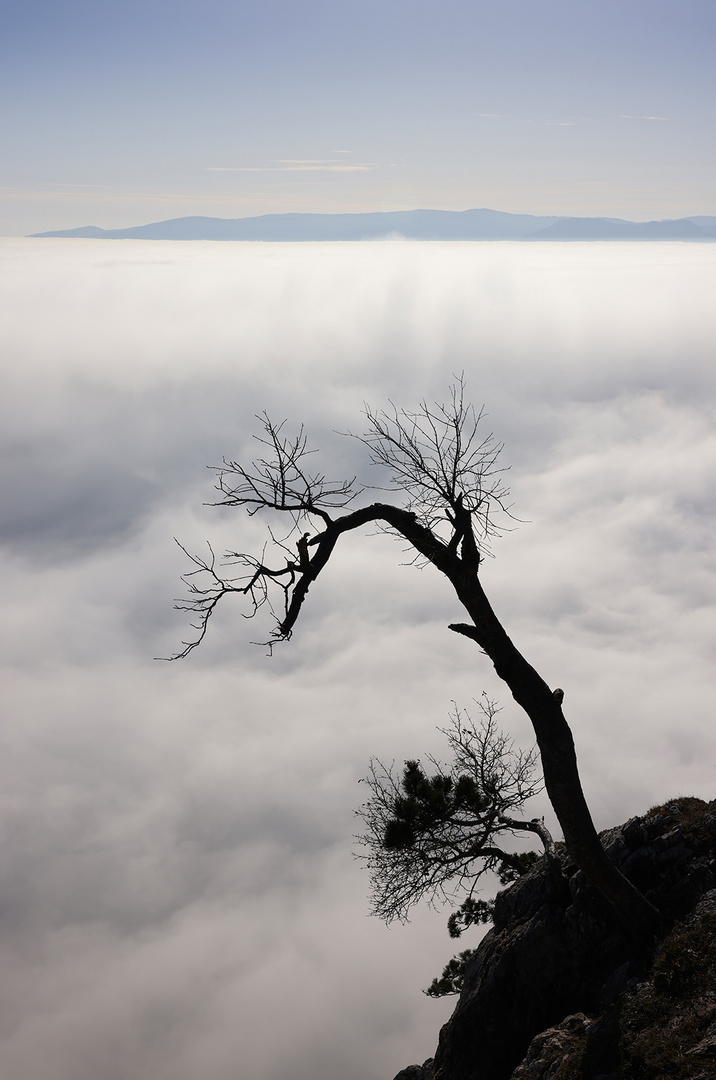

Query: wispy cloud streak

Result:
[207,159,376,173]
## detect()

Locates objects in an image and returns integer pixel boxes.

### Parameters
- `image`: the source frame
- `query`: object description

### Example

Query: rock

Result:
[507,1013,589,1079]
[686,1029,716,1058]
[395,797,716,1080]
[393,1060,434,1080]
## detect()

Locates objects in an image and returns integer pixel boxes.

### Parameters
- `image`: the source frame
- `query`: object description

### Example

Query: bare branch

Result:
[212,413,358,526]
[170,387,515,656]
[356,375,514,549]
[164,415,364,657]
[160,538,301,660]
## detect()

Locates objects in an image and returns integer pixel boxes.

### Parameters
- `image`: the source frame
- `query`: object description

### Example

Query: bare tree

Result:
[169,381,660,943]
[355,697,552,926]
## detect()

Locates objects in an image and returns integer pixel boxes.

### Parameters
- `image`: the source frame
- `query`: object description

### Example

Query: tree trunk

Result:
[293,503,662,943]
[448,577,662,945]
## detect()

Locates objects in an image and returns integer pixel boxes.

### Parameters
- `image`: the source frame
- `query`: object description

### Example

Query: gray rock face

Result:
[508,1013,590,1079]
[394,798,716,1080]
[393,1060,435,1080]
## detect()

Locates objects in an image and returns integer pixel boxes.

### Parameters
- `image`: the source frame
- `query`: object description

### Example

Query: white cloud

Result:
[1,238,715,1079]
[618,114,670,121]
[207,161,376,173]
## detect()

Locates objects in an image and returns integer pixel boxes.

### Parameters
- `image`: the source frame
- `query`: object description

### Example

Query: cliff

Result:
[394,796,716,1080]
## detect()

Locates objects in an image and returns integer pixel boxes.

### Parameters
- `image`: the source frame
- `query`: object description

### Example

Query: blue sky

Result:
[3,0,715,231]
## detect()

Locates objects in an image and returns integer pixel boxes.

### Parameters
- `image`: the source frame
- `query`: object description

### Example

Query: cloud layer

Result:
[1,238,715,1079]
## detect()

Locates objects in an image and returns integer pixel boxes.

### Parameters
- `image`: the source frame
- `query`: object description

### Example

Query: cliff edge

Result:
[394,796,716,1080]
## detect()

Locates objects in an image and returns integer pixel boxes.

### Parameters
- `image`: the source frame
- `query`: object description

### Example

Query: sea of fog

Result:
[1,238,715,1080]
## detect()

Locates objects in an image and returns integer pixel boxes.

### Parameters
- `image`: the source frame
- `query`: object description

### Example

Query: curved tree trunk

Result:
[194,482,661,945]
[450,618,661,944]
[446,576,662,945]
[298,503,662,944]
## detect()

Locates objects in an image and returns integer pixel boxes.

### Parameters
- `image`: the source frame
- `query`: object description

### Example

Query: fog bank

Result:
[1,239,715,1080]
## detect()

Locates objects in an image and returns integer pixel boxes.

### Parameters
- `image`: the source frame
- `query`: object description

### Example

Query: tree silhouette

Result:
[170,381,660,943]
[356,698,557,998]
[355,697,551,925]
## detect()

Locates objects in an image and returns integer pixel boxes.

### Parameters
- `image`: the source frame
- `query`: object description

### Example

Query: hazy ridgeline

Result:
[1,238,715,1080]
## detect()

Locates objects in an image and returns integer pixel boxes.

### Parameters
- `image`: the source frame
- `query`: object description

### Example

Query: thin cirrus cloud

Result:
[207,159,377,173]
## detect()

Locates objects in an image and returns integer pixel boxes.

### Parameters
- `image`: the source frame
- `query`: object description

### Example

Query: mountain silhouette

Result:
[31,209,716,242]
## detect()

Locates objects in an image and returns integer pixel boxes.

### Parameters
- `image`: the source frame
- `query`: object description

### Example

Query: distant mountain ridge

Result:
[31,208,716,242]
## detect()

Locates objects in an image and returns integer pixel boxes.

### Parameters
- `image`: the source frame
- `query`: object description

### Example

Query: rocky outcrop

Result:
[505,891,716,1079]
[394,1062,435,1080]
[508,1013,590,1078]
[394,797,716,1080]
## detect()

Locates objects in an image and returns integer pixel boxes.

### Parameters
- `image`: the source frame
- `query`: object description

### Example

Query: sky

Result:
[2,0,716,233]
[1,237,716,1079]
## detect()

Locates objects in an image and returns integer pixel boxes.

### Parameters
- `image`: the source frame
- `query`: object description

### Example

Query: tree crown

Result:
[166,379,511,658]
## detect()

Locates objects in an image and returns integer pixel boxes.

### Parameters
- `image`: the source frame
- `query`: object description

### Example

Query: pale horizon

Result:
[3,0,715,235]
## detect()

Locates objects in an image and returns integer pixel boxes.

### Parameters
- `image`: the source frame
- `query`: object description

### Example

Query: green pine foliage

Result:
[424,950,481,998]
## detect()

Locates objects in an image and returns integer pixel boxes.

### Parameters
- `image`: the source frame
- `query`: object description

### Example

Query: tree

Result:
[356,697,554,998]
[170,381,660,943]
[355,697,551,926]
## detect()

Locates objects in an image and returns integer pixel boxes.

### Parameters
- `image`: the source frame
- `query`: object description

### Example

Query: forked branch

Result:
[358,377,513,545]
[214,413,358,526]
[168,392,512,657]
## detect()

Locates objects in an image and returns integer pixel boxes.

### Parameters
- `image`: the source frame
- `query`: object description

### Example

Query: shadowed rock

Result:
[394,797,716,1080]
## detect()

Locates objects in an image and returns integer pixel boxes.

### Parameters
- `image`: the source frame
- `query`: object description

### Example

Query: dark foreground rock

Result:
[394,1062,435,1080]
[393,797,716,1080]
